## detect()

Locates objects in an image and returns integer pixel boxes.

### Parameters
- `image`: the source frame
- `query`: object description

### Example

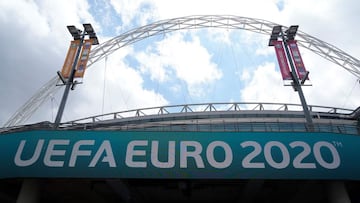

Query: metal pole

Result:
[281,33,314,131]
[54,31,85,128]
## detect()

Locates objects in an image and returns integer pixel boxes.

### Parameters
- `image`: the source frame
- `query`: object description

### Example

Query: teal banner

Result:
[0,130,359,180]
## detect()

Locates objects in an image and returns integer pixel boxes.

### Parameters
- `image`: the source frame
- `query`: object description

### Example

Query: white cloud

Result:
[233,0,360,111]
[204,29,232,45]
[0,0,97,126]
[61,46,169,121]
[110,0,155,27]
[150,0,282,22]
[239,48,360,111]
[136,32,223,98]
[1,0,359,127]
[238,68,251,82]
[136,50,170,82]
[0,0,49,37]
[281,0,360,58]
[299,49,360,109]
[240,62,297,103]
[255,47,274,56]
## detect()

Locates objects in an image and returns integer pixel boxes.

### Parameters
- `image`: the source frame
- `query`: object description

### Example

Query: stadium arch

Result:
[3,15,360,127]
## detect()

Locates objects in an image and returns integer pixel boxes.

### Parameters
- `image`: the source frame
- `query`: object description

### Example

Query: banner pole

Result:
[54,30,85,128]
[281,33,314,131]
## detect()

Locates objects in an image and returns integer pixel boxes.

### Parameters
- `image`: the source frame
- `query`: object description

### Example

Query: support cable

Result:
[101,56,108,117]
[342,78,359,109]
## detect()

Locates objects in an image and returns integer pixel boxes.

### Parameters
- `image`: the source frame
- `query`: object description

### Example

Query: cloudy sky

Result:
[0,0,359,127]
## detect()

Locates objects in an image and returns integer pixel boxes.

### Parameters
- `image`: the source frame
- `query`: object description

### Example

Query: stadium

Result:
[1,15,359,203]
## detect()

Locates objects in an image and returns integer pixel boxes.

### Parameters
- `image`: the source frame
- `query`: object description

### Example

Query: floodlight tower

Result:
[54,23,99,129]
[269,25,314,130]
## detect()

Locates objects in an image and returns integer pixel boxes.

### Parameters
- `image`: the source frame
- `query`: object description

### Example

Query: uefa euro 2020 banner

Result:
[0,130,359,180]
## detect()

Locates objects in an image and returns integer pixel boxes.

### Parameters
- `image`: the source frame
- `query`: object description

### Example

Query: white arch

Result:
[4,15,360,127]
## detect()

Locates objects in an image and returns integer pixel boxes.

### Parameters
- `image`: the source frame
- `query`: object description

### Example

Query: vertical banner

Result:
[273,40,292,80]
[61,40,80,78]
[288,40,308,80]
[75,39,93,78]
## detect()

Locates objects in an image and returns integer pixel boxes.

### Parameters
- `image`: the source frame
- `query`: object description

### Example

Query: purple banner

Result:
[274,41,292,80]
[288,40,308,80]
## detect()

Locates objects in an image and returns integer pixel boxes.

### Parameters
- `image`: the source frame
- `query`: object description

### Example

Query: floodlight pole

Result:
[280,30,314,131]
[53,29,86,129]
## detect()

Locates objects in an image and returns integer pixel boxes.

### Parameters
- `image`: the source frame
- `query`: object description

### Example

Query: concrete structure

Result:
[0,102,359,202]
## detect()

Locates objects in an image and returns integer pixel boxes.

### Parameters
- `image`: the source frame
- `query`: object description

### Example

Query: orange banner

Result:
[61,40,80,78]
[75,39,93,78]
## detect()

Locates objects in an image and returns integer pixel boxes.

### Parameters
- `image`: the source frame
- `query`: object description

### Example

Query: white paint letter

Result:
[151,141,175,168]
[89,140,116,167]
[44,140,70,167]
[180,141,204,168]
[290,141,316,169]
[14,139,44,167]
[240,141,265,168]
[69,140,94,167]
[206,141,232,169]
[313,141,340,169]
[125,140,148,168]
[264,141,290,169]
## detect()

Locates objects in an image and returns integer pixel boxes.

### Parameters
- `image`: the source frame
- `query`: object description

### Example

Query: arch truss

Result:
[4,15,360,127]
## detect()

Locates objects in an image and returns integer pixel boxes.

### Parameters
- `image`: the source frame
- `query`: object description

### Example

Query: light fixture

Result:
[83,23,94,34]
[90,37,99,45]
[287,25,299,34]
[268,25,282,46]
[271,25,282,35]
[89,33,99,45]
[67,25,82,40]
[268,35,278,46]
[285,25,298,40]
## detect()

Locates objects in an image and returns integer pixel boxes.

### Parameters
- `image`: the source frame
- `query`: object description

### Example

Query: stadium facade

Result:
[1,102,360,202]
[1,15,360,203]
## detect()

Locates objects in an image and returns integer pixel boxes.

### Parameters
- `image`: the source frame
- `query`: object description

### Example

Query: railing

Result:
[62,102,355,126]
[0,102,358,135]
[115,122,359,135]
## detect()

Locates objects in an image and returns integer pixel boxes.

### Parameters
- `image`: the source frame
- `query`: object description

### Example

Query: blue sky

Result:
[0,0,359,126]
